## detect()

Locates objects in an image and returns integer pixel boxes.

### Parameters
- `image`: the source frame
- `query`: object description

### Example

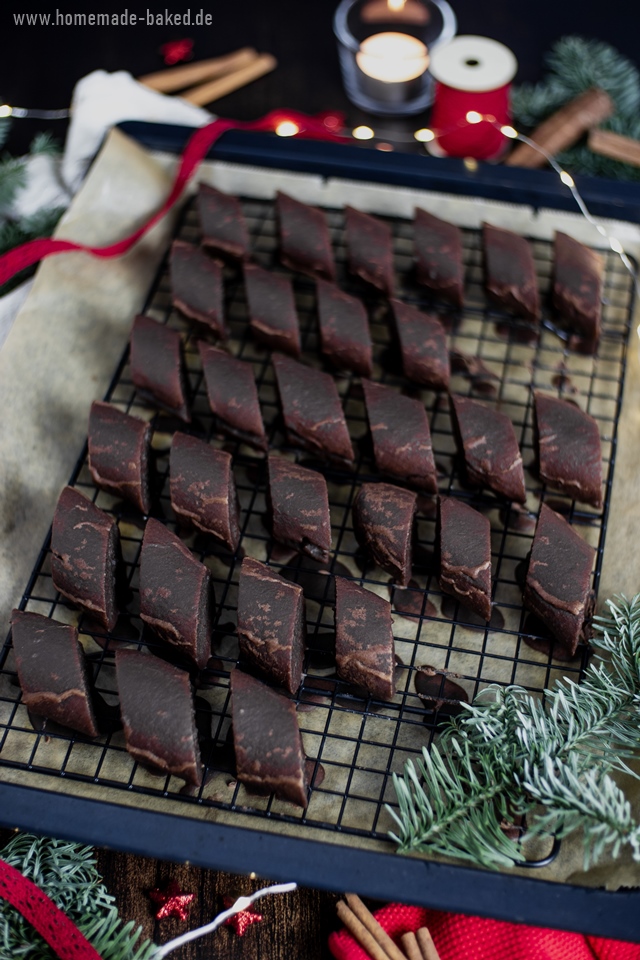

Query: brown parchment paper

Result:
[1,129,639,892]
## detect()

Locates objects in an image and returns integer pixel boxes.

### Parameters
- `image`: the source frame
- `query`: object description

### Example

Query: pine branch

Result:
[0,157,26,212]
[0,835,157,960]
[511,36,640,180]
[29,132,61,157]
[521,753,640,870]
[388,594,640,871]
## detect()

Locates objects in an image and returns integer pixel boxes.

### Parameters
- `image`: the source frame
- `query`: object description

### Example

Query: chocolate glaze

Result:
[438,497,492,622]
[88,401,151,515]
[231,669,308,807]
[237,557,305,695]
[51,487,120,631]
[196,183,249,261]
[170,240,226,338]
[275,191,335,281]
[451,395,526,503]
[362,379,437,493]
[450,350,499,398]
[11,610,98,738]
[553,232,604,353]
[522,612,582,661]
[267,454,332,564]
[198,343,267,451]
[524,503,596,655]
[440,595,505,631]
[272,353,354,467]
[391,299,450,391]
[130,314,191,422]
[414,207,464,306]
[116,648,202,785]
[335,577,396,700]
[139,518,213,669]
[316,279,373,377]
[170,433,240,553]
[534,391,603,509]
[414,665,469,716]
[393,582,437,618]
[244,263,301,358]
[483,223,540,322]
[353,482,417,586]
[345,205,394,296]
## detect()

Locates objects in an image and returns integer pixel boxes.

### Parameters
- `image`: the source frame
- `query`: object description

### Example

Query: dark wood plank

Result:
[0,828,340,957]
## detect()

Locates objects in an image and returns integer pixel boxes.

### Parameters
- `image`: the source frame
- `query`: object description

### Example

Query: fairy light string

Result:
[1,97,637,333]
[409,110,640,312]
[154,881,298,958]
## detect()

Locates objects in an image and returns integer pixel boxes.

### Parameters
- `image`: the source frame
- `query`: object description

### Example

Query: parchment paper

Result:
[1,128,639,892]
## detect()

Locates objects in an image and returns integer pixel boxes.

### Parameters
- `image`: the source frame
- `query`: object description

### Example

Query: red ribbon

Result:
[0,857,102,960]
[0,110,347,289]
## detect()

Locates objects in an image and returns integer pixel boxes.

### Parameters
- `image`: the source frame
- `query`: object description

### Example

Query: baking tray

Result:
[0,127,639,940]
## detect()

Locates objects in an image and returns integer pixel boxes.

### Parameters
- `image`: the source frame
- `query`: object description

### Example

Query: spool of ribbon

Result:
[428,35,517,160]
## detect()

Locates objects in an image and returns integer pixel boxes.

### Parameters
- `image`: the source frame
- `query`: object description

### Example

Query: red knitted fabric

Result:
[328,903,640,960]
[0,858,101,960]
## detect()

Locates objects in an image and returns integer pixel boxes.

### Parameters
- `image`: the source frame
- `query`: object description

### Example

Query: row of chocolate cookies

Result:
[197,183,605,353]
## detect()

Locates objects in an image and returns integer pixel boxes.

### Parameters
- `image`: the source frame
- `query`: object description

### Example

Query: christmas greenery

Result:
[388,594,640,871]
[511,36,640,181]
[0,115,65,296]
[0,834,157,960]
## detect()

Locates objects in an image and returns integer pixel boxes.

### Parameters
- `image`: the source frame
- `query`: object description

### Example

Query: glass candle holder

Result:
[334,0,456,116]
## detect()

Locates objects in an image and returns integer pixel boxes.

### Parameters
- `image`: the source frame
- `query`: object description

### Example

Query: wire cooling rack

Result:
[0,195,634,855]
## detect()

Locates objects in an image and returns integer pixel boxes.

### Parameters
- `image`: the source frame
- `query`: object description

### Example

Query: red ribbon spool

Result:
[428,36,517,161]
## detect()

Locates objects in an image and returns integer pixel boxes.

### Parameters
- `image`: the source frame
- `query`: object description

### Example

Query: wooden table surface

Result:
[0,826,343,957]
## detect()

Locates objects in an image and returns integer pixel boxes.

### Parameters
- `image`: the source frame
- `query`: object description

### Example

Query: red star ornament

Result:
[223,895,263,936]
[149,880,195,921]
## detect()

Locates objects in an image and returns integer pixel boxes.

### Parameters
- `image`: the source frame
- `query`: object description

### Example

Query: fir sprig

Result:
[511,36,640,181]
[0,834,157,960]
[388,595,640,871]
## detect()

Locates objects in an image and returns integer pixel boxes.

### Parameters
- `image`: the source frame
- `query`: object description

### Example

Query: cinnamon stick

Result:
[505,87,614,169]
[588,127,640,168]
[335,901,391,960]
[180,53,277,106]
[345,894,407,960]
[138,48,258,92]
[416,926,442,960]
[401,931,424,960]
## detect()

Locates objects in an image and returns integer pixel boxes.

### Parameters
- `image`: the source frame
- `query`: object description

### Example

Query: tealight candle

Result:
[357,30,429,83]
[334,0,455,116]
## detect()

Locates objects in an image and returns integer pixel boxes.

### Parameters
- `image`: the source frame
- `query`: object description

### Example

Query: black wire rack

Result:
[0,194,634,861]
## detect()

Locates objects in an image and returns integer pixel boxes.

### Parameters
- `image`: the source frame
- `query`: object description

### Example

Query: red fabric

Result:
[328,902,640,960]
[0,109,347,289]
[0,857,102,960]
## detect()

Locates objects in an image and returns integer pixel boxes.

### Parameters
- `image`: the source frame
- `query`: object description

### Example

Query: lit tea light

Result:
[356,31,429,84]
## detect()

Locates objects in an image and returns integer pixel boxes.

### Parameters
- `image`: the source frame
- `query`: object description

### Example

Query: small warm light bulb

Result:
[500,125,518,139]
[352,125,375,141]
[275,120,299,137]
[463,157,478,172]
[610,237,624,254]
[0,105,12,118]
[414,127,435,142]
[387,0,406,9]
[466,111,483,124]
[560,171,575,187]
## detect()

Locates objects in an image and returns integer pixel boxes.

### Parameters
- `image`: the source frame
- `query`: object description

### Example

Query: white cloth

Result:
[61,69,213,193]
[1,69,213,340]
